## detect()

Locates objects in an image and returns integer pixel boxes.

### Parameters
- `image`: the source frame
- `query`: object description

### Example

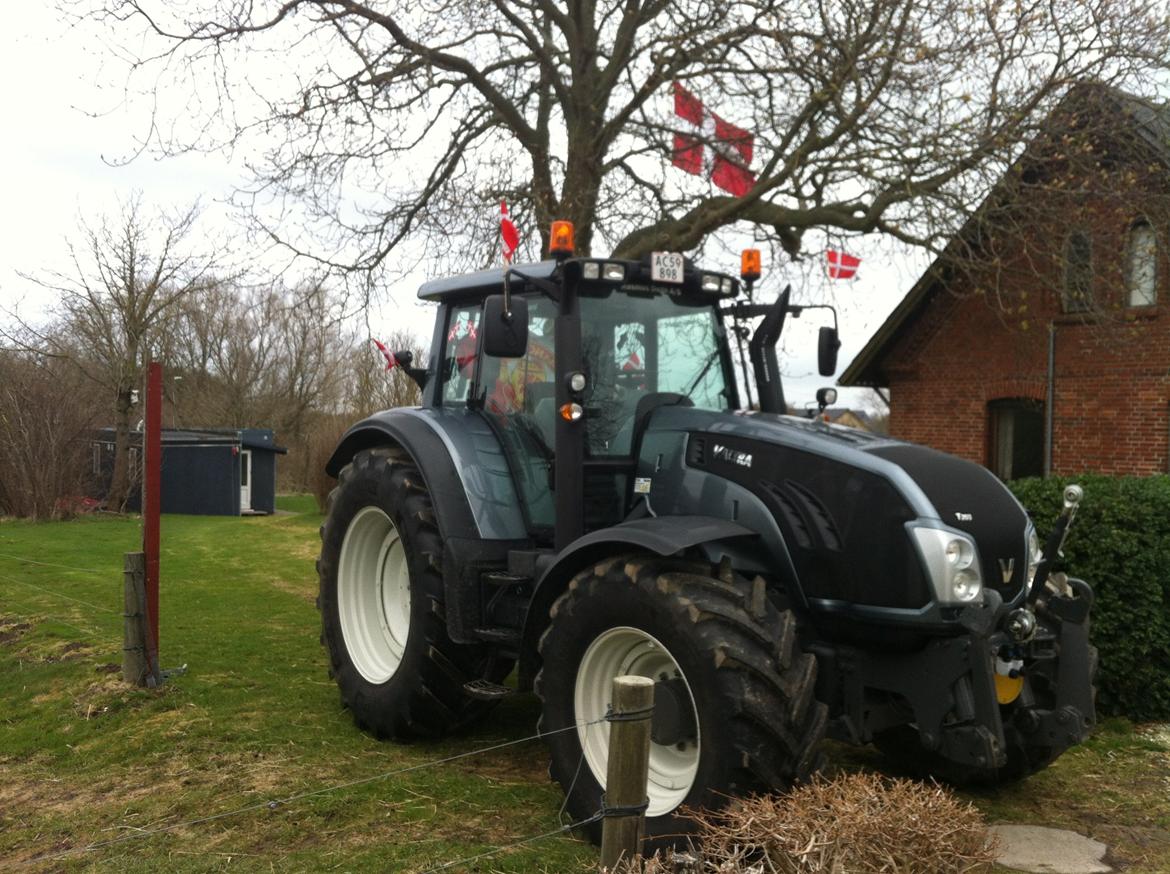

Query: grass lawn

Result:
[1,499,1167,872]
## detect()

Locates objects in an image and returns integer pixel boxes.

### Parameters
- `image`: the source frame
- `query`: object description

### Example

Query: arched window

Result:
[1126,221,1157,307]
[1062,231,1092,313]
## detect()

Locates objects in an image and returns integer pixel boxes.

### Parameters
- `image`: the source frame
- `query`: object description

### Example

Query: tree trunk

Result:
[107,385,135,511]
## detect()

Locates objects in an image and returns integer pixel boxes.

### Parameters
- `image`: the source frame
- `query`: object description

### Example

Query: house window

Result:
[989,399,1044,480]
[1125,221,1157,307]
[1062,231,1092,313]
[92,442,101,475]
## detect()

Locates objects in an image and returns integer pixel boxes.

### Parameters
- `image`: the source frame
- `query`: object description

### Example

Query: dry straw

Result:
[613,772,997,873]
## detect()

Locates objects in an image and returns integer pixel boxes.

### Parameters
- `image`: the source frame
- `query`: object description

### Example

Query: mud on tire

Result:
[317,447,506,740]
[535,554,826,847]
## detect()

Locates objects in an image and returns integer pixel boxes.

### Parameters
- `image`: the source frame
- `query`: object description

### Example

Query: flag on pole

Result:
[671,82,756,197]
[371,338,397,370]
[826,249,861,280]
[500,200,520,262]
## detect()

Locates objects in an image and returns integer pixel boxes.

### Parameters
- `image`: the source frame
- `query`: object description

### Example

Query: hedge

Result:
[1009,474,1170,721]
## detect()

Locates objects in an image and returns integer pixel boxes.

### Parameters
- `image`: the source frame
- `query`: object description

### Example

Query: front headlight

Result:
[910,526,984,605]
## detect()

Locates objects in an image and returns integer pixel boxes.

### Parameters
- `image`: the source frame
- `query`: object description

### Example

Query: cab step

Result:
[462,678,515,701]
[482,570,531,587]
[472,626,521,646]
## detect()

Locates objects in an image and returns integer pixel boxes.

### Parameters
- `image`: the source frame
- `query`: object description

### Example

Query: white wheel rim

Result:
[337,506,412,684]
[574,627,700,817]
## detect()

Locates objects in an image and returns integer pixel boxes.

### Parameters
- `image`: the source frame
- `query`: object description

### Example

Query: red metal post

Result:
[143,362,163,672]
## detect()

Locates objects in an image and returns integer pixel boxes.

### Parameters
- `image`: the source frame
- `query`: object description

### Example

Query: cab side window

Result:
[441,305,482,404]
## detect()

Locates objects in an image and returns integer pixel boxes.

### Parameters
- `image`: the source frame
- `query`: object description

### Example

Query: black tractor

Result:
[317,223,1096,844]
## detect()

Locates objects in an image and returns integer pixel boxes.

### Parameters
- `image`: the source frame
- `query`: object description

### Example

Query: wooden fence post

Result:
[599,675,654,871]
[122,552,149,686]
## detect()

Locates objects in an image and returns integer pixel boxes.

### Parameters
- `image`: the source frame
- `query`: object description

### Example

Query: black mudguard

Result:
[517,515,757,689]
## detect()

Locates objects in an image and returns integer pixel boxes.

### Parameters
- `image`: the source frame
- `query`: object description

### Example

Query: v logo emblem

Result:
[998,558,1016,584]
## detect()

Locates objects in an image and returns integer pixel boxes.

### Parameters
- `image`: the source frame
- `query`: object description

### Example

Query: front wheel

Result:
[535,555,826,847]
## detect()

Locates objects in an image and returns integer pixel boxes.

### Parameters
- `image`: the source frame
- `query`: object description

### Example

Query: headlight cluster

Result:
[911,526,984,604]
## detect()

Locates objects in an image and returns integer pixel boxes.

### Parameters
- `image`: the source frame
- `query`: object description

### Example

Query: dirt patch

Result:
[0,620,32,645]
[42,640,95,664]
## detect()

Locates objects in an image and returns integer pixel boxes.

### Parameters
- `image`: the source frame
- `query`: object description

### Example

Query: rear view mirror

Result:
[482,294,528,357]
[818,326,840,376]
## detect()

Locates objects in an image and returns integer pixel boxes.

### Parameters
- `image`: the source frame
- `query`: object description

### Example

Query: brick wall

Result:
[883,166,1170,476]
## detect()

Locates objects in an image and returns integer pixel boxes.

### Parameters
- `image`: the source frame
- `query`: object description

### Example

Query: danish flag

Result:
[500,200,520,262]
[826,249,861,280]
[371,338,397,370]
[671,82,756,197]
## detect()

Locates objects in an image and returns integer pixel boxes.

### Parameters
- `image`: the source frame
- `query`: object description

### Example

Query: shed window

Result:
[1062,231,1092,313]
[1125,221,1157,307]
[989,399,1044,481]
[92,442,101,475]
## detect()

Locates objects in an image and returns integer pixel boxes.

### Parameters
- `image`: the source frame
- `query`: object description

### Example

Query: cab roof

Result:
[417,260,558,302]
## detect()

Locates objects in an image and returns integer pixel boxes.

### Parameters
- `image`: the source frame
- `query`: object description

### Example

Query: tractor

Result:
[316,221,1096,845]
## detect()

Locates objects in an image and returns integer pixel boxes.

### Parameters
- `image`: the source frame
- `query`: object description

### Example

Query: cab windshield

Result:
[579,287,734,456]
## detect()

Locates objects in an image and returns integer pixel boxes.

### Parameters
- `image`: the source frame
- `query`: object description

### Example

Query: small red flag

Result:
[500,200,520,262]
[826,249,861,280]
[371,338,397,370]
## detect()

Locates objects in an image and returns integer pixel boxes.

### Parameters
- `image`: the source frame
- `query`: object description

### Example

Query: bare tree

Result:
[15,196,219,510]
[344,328,427,417]
[77,1,1170,283]
[0,350,103,520]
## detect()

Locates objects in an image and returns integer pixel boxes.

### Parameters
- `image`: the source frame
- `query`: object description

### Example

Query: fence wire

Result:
[418,810,605,873]
[0,550,110,576]
[29,717,608,867]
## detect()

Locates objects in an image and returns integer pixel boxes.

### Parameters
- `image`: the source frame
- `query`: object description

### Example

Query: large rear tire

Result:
[317,447,506,740]
[535,555,826,847]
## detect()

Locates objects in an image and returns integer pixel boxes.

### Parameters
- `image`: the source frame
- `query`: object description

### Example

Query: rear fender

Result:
[327,407,527,541]
[517,516,757,689]
[326,408,530,643]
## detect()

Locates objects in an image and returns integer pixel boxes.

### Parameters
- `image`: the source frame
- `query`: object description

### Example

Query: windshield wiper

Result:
[684,349,720,396]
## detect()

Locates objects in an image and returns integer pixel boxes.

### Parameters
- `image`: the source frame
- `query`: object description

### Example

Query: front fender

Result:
[517,515,756,688]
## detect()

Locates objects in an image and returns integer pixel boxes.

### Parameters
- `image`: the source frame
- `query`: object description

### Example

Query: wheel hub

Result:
[651,676,698,747]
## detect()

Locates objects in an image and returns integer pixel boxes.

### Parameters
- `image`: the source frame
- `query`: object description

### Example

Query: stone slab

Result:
[991,824,1110,874]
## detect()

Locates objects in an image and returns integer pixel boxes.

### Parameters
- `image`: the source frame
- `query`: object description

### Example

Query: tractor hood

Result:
[638,406,1031,615]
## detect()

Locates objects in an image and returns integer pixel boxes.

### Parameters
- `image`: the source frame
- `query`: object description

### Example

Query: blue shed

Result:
[91,427,288,516]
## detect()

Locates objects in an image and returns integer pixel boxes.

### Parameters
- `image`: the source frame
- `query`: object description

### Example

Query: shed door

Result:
[240,450,252,512]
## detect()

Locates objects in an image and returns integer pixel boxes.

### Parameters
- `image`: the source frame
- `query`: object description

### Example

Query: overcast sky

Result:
[0,6,929,413]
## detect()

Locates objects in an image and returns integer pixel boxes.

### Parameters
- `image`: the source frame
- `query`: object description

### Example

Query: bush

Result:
[614,773,996,873]
[1009,474,1170,721]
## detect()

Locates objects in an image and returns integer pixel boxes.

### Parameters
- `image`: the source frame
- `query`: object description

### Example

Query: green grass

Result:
[0,504,594,872]
[1,502,1167,872]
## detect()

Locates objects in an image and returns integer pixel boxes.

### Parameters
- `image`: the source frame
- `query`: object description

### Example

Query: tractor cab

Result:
[421,246,745,546]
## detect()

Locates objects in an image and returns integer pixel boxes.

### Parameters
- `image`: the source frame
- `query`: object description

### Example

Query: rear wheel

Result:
[317,447,506,740]
[536,555,826,846]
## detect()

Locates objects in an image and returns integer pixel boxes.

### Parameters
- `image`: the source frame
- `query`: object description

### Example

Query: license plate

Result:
[650,252,684,284]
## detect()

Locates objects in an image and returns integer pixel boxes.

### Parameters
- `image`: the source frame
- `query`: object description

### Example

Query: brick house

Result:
[840,86,1170,478]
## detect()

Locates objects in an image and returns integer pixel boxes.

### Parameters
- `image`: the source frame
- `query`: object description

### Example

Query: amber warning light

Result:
[741,248,762,282]
[550,221,575,258]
